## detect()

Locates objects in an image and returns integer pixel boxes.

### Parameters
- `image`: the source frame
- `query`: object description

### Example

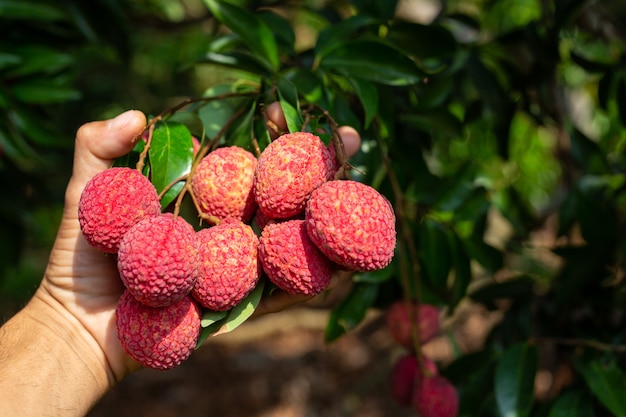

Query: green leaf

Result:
[217,278,265,334]
[257,10,295,57]
[7,108,68,148]
[548,390,594,417]
[401,109,463,137]
[325,282,378,343]
[419,218,452,289]
[353,263,394,284]
[318,39,423,86]
[349,77,378,128]
[203,0,279,72]
[149,121,193,208]
[4,45,74,77]
[277,78,304,133]
[0,0,67,21]
[470,276,534,309]
[226,100,256,150]
[196,51,271,77]
[494,342,538,417]
[450,232,472,308]
[315,14,379,56]
[0,52,21,70]
[348,0,399,21]
[196,310,229,348]
[12,79,81,104]
[197,84,248,140]
[285,68,326,106]
[579,358,626,416]
[387,21,457,61]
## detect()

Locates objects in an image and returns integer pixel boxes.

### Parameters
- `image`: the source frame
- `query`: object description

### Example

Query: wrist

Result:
[0,289,115,416]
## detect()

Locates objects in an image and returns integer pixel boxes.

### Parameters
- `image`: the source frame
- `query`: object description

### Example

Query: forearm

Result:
[0,290,114,417]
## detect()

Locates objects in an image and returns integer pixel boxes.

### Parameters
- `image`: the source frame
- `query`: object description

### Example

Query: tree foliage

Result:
[4,0,626,415]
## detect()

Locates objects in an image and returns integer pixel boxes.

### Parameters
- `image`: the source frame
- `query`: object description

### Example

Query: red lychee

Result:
[115,290,201,370]
[258,219,334,296]
[305,180,396,272]
[78,167,161,253]
[191,146,257,223]
[413,375,459,417]
[386,301,440,349]
[390,354,438,406]
[117,213,198,307]
[192,219,261,311]
[254,132,334,219]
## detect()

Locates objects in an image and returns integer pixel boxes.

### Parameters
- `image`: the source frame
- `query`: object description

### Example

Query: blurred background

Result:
[4,0,626,416]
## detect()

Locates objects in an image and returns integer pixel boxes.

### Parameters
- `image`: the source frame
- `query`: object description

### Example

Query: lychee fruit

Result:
[191,146,257,223]
[258,219,335,296]
[305,180,396,272]
[386,301,440,350]
[390,354,438,406]
[78,167,161,253]
[115,290,201,370]
[117,213,198,307]
[254,132,334,219]
[192,219,261,311]
[413,375,459,417]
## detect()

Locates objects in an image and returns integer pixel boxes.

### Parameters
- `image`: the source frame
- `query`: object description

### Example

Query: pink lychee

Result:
[116,290,201,370]
[117,213,198,307]
[258,219,334,296]
[192,219,261,311]
[78,167,161,253]
[191,146,257,223]
[413,375,459,417]
[390,354,439,406]
[305,180,396,272]
[386,301,441,350]
[254,132,334,219]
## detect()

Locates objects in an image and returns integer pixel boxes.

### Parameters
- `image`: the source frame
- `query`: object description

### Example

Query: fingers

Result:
[265,102,362,158]
[67,110,147,204]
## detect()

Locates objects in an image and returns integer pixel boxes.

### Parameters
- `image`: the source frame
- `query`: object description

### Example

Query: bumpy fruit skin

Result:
[254,132,334,219]
[116,290,201,370]
[78,167,161,253]
[118,213,198,307]
[258,219,334,296]
[413,375,459,417]
[192,219,261,311]
[191,146,257,223]
[305,180,396,272]
[386,301,440,350]
[390,354,438,406]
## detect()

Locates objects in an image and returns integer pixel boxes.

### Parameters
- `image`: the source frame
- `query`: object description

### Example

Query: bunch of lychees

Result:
[385,300,459,417]
[78,128,396,371]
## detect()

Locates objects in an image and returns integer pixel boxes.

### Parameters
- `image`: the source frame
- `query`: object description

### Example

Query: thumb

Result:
[67,110,147,205]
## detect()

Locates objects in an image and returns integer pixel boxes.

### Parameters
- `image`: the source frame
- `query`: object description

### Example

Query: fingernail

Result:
[108,110,137,131]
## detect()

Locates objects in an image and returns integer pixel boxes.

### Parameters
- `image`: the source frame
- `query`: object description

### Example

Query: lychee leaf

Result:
[203,0,279,73]
[277,78,303,133]
[196,311,229,348]
[318,39,423,86]
[218,278,265,334]
[494,342,538,417]
[228,100,256,150]
[325,282,378,343]
[578,357,626,416]
[348,77,378,128]
[149,121,193,208]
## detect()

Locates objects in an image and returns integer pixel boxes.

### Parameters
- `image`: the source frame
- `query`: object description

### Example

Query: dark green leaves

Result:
[149,121,194,208]
[203,0,279,73]
[318,39,423,86]
[579,358,626,416]
[325,282,378,343]
[494,342,538,417]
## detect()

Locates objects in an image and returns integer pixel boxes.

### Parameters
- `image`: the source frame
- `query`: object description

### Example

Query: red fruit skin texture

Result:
[78,167,161,253]
[254,132,334,219]
[413,375,459,417]
[305,180,396,272]
[258,219,334,296]
[116,290,201,371]
[390,354,439,406]
[192,219,261,311]
[118,213,198,307]
[191,146,258,223]
[386,301,440,349]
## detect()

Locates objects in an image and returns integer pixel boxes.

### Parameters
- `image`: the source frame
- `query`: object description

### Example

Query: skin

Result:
[0,107,361,416]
